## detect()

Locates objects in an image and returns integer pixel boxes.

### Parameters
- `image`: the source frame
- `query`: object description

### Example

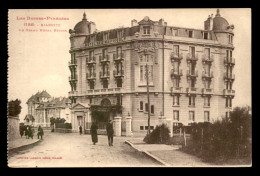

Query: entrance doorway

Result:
[77,116,83,127]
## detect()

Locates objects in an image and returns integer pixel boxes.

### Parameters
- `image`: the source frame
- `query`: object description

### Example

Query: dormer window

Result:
[143,26,150,35]
[203,32,208,39]
[228,34,233,44]
[90,35,95,43]
[188,30,193,38]
[103,33,109,41]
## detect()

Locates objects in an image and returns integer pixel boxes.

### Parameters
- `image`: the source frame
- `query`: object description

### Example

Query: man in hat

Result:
[106,120,114,146]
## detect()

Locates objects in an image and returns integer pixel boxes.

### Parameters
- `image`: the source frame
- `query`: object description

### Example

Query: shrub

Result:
[182,106,252,162]
[143,124,170,144]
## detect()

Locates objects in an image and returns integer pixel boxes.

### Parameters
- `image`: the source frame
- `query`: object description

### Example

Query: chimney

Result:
[204,15,213,30]
[131,19,138,27]
[159,18,165,26]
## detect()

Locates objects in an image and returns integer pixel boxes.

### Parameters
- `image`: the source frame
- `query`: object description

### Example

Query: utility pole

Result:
[145,63,151,134]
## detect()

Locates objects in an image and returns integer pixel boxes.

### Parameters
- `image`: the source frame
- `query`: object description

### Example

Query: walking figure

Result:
[106,120,114,146]
[90,122,98,145]
[25,125,29,139]
[79,126,82,135]
[37,125,44,140]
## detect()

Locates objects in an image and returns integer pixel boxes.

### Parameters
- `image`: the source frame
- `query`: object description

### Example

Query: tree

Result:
[8,99,22,116]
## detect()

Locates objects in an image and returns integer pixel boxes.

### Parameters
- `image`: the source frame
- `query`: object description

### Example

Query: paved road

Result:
[8,132,160,167]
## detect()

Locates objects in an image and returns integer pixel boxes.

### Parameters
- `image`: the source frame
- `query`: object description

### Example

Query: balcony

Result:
[186,87,198,95]
[224,57,235,66]
[100,55,110,64]
[68,91,78,97]
[224,73,235,81]
[223,89,235,96]
[170,52,183,62]
[171,87,182,94]
[68,60,77,67]
[86,56,96,65]
[202,71,214,80]
[99,71,110,79]
[113,70,124,78]
[86,72,96,80]
[187,70,198,79]
[113,53,125,62]
[69,75,78,82]
[202,54,214,64]
[202,88,213,95]
[186,53,198,63]
[171,69,183,78]
[87,87,122,96]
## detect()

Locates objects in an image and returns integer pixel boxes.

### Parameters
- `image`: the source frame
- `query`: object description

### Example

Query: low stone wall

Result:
[8,116,20,141]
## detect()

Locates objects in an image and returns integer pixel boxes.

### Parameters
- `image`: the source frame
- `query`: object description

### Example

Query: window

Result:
[117,95,122,105]
[173,45,179,56]
[226,112,229,118]
[140,101,143,111]
[90,35,95,43]
[226,97,232,108]
[140,66,144,81]
[143,26,150,35]
[173,111,179,121]
[102,49,108,59]
[204,111,210,122]
[189,111,195,121]
[144,126,153,130]
[103,33,109,41]
[117,30,123,39]
[204,48,210,59]
[188,30,193,38]
[140,126,144,130]
[173,29,178,36]
[190,79,196,88]
[117,46,122,57]
[89,97,92,104]
[103,80,108,88]
[203,32,208,39]
[90,81,95,90]
[139,55,154,85]
[151,105,154,114]
[116,79,122,88]
[145,103,148,112]
[204,96,210,106]
[173,95,180,106]
[189,96,195,106]
[189,46,195,57]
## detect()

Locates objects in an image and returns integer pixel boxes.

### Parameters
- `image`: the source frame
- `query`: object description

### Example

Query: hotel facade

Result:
[68,9,235,135]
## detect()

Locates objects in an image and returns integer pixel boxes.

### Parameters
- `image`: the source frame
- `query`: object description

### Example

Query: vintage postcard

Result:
[7,8,251,167]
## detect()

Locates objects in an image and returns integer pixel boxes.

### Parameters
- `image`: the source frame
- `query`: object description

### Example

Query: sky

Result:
[8,8,251,121]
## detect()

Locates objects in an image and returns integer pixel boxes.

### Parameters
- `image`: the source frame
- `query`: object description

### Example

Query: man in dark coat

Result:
[37,125,44,139]
[79,126,82,135]
[106,120,114,146]
[90,122,98,145]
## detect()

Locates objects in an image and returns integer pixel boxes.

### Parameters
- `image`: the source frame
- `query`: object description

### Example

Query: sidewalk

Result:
[125,138,214,167]
[8,136,41,151]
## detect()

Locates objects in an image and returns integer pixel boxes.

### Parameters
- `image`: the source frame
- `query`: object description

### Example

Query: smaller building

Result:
[26,90,72,127]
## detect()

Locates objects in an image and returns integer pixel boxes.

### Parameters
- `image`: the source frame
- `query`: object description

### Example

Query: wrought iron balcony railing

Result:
[202,88,213,95]
[223,89,235,96]
[202,71,214,79]
[113,70,124,77]
[170,52,183,62]
[171,69,183,78]
[100,55,110,63]
[171,87,182,94]
[86,72,96,80]
[224,57,235,66]
[99,71,110,79]
[186,87,198,94]
[224,73,235,80]
[187,70,198,78]
[113,53,125,61]
[86,56,96,64]
[186,53,198,63]
[202,54,214,63]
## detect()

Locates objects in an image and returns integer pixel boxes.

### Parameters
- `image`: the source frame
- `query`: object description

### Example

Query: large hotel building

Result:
[68,9,235,134]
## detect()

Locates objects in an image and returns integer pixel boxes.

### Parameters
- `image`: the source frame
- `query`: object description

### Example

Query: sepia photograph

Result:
[7,8,251,167]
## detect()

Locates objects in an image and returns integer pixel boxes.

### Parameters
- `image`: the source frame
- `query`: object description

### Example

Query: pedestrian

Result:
[90,122,98,145]
[25,125,29,139]
[28,125,33,139]
[20,125,24,138]
[37,125,44,140]
[79,125,82,135]
[106,120,114,146]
